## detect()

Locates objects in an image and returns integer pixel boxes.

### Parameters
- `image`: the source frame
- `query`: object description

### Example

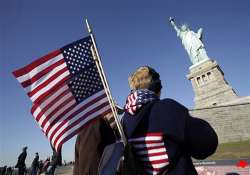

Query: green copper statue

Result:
[169,17,210,65]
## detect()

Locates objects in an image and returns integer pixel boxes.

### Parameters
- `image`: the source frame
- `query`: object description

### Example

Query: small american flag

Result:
[12,36,111,151]
[129,132,169,175]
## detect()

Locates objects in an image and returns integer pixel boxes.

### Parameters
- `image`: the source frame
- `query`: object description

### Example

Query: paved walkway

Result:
[55,166,73,175]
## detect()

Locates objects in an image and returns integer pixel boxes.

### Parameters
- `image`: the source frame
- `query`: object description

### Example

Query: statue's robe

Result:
[178,30,207,64]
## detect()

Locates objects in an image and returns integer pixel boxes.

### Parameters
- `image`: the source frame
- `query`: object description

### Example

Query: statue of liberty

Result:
[169,17,210,65]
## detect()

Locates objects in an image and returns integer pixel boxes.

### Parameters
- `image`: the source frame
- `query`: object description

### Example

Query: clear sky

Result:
[0,0,249,167]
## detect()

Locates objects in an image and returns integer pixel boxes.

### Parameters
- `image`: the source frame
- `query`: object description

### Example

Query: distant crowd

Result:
[0,146,64,175]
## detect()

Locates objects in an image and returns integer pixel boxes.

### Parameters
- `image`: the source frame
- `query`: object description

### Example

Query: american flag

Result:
[12,36,111,151]
[129,133,169,175]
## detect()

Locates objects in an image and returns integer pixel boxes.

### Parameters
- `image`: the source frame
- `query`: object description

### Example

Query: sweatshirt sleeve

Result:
[184,115,218,159]
[100,118,116,145]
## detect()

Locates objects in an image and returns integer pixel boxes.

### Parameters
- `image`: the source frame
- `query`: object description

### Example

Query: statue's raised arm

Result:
[168,17,210,65]
[169,17,180,35]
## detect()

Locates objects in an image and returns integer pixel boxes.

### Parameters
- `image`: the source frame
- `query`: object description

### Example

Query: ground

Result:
[209,140,250,160]
[55,166,73,175]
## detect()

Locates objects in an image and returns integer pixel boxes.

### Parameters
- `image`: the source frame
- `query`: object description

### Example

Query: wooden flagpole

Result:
[85,18,127,145]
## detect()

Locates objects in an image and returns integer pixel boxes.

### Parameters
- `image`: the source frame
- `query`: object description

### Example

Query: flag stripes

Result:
[13,50,62,83]
[48,91,108,141]
[46,90,108,138]
[129,133,169,175]
[53,101,111,149]
[125,91,138,115]
[26,62,68,93]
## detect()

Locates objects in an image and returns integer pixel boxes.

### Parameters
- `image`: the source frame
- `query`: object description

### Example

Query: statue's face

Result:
[181,25,188,31]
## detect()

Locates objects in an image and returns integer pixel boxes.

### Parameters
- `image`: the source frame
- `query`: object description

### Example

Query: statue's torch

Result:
[169,17,175,26]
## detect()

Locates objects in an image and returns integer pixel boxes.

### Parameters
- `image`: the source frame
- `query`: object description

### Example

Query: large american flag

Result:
[12,36,111,151]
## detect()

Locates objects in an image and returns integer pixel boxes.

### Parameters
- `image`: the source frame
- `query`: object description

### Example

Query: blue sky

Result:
[0,0,249,166]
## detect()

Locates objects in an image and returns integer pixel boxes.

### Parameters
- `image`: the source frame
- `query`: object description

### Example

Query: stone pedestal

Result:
[187,59,238,108]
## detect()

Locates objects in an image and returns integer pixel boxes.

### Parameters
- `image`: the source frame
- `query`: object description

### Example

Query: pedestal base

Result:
[187,59,238,108]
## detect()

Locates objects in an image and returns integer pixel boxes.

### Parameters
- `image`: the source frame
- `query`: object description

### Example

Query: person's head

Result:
[180,24,189,32]
[35,152,39,156]
[128,66,162,97]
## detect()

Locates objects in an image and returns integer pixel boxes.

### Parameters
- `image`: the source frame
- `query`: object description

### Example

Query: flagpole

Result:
[85,18,127,145]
